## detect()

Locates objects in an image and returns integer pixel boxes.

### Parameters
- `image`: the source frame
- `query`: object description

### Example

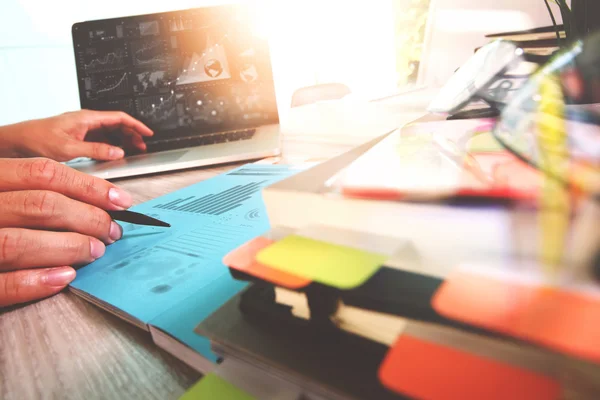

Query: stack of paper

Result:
[185,117,600,399]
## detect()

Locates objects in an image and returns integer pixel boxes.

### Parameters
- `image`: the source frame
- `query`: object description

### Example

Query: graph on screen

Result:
[154,181,266,215]
[73,5,279,135]
[132,38,169,67]
[136,94,178,128]
[84,72,130,100]
[82,47,127,73]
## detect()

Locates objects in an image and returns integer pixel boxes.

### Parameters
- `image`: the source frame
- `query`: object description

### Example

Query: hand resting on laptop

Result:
[0,110,150,307]
[0,110,153,161]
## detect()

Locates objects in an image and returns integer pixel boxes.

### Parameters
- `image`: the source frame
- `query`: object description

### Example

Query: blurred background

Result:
[0,0,564,126]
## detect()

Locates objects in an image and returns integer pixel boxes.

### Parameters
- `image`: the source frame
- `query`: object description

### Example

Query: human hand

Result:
[0,110,153,161]
[0,157,133,307]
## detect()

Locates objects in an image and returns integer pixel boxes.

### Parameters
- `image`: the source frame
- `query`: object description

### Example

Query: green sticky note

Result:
[467,131,504,153]
[179,374,255,400]
[256,235,386,289]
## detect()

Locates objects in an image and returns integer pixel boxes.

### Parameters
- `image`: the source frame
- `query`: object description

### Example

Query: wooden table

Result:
[0,89,429,399]
[0,136,358,400]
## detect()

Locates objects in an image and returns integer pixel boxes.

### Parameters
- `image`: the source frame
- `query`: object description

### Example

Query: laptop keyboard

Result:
[145,128,257,154]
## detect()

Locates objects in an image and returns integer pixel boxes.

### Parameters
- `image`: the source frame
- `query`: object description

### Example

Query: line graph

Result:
[85,72,130,100]
[132,39,167,67]
[97,73,129,96]
[83,48,127,72]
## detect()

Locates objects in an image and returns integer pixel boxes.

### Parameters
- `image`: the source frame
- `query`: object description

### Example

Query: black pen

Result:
[107,210,171,228]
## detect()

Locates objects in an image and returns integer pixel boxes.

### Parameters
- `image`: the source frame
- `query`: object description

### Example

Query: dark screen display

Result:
[72,5,279,138]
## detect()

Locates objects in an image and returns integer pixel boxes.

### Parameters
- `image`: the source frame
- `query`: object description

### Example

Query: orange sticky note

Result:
[379,335,560,400]
[223,237,311,289]
[432,272,600,362]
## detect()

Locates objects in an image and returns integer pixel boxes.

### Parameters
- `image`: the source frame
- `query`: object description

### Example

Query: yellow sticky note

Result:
[179,374,255,400]
[256,235,386,289]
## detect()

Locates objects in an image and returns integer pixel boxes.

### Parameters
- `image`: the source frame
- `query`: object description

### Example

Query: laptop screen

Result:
[72,5,279,139]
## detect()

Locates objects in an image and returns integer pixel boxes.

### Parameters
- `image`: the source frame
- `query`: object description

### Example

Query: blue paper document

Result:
[70,164,301,364]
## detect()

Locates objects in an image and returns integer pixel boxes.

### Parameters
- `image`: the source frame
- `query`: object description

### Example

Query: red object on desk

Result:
[432,271,600,363]
[379,335,560,400]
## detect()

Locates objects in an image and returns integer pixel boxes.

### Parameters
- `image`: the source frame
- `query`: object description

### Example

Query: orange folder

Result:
[432,271,600,362]
[379,335,560,400]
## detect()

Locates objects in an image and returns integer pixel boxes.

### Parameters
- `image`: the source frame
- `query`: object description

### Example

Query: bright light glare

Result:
[10,0,397,125]
[252,0,397,112]
[436,10,531,33]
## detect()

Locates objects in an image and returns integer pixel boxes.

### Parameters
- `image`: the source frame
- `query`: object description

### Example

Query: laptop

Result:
[68,5,281,180]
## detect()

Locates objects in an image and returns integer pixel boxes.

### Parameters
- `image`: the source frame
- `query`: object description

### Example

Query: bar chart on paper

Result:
[153,180,266,215]
[70,163,304,364]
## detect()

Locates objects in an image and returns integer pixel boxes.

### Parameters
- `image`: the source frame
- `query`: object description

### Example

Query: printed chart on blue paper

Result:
[71,164,301,361]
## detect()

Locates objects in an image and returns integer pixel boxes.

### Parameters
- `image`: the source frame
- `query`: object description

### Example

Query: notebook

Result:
[69,163,302,372]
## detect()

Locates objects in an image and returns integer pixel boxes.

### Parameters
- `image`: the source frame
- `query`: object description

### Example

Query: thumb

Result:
[0,267,76,308]
[63,140,125,161]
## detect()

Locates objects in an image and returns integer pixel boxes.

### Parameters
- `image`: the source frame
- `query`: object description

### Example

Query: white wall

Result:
[419,0,565,87]
[0,0,397,126]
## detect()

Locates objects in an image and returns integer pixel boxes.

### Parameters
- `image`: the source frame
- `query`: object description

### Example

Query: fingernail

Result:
[109,221,123,242]
[108,187,133,209]
[109,147,125,159]
[90,238,106,260]
[43,267,76,287]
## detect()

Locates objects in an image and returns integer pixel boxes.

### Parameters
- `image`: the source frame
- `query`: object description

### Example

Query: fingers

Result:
[0,191,123,244]
[128,133,147,151]
[0,267,75,307]
[80,110,153,138]
[100,127,147,152]
[63,140,125,161]
[0,228,105,271]
[0,158,133,210]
